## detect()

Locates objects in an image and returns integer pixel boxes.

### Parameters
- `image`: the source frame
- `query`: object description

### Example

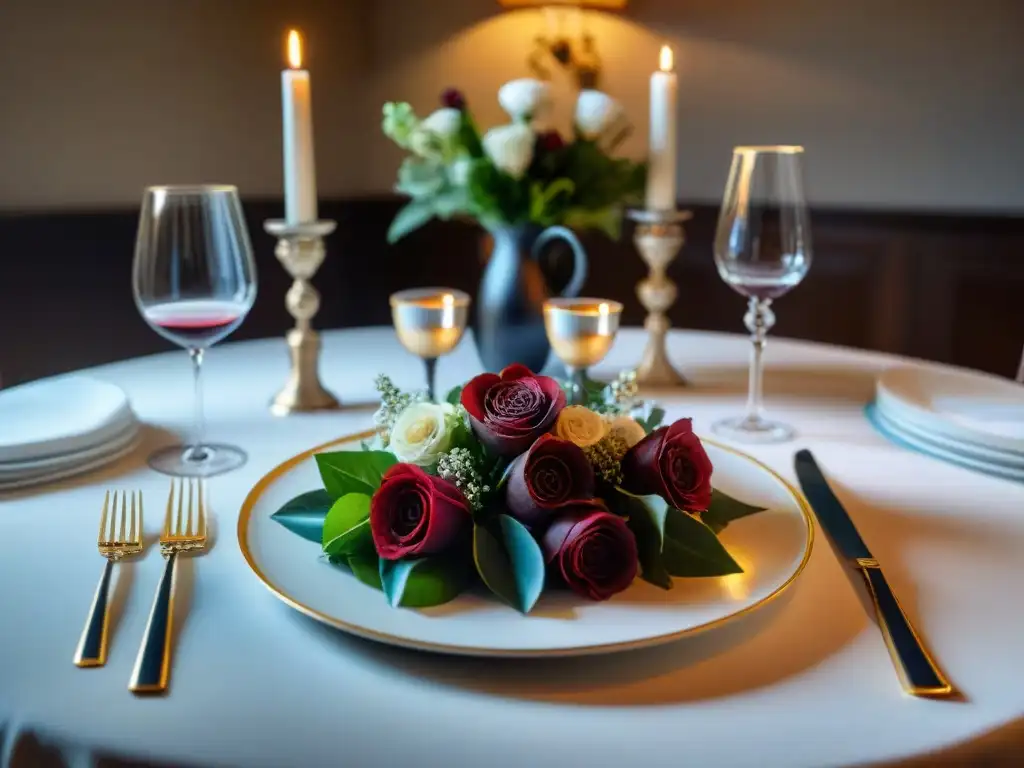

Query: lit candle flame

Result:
[659,44,674,73]
[287,30,303,69]
[598,302,611,335]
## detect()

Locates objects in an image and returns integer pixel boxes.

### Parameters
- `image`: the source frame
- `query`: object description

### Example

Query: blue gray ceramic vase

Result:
[472,224,588,373]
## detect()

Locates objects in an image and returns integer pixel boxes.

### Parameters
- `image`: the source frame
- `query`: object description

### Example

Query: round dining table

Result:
[2,326,1023,768]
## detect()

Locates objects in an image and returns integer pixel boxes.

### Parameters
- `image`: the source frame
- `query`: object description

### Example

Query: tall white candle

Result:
[282,30,318,224]
[646,45,678,211]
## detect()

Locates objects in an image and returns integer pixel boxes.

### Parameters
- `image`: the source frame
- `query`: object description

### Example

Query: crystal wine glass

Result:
[712,146,812,443]
[133,185,257,476]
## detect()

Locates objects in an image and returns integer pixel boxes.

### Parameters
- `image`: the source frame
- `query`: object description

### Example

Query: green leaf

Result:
[387,199,436,243]
[347,550,384,590]
[379,557,471,608]
[270,489,333,543]
[396,156,446,197]
[613,489,672,589]
[322,493,373,557]
[315,450,397,499]
[445,385,463,406]
[701,489,767,535]
[472,517,546,613]
[661,508,743,577]
[640,407,666,434]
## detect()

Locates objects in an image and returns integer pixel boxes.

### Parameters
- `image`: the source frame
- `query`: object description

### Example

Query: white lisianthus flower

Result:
[555,406,607,449]
[420,107,462,139]
[389,402,460,467]
[605,415,646,449]
[574,90,625,140]
[482,123,535,179]
[447,156,472,187]
[498,78,552,123]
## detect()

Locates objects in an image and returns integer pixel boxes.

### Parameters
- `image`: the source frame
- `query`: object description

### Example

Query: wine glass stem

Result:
[189,348,208,462]
[424,357,438,402]
[566,366,587,405]
[743,297,776,425]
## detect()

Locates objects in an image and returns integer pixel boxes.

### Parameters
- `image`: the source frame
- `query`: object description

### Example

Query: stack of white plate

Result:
[868,366,1024,482]
[0,376,141,491]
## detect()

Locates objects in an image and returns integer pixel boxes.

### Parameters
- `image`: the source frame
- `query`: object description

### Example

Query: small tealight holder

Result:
[543,298,623,405]
[390,288,471,401]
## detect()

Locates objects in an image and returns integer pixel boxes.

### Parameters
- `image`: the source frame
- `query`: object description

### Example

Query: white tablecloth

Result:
[2,327,1023,768]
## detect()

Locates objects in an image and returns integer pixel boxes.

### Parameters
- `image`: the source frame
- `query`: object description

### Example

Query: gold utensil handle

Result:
[856,558,954,697]
[129,552,177,694]
[73,560,114,667]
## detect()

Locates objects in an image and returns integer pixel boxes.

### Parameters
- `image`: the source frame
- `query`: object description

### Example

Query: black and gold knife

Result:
[794,449,954,697]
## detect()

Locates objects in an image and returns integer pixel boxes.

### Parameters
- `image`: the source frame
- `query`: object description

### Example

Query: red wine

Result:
[143,300,249,348]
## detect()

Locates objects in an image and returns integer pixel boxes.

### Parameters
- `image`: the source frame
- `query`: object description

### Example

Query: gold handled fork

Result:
[129,478,207,694]
[74,490,144,667]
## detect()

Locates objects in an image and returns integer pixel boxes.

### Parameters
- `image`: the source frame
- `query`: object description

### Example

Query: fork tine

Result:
[176,478,185,536]
[136,490,144,546]
[119,490,128,543]
[128,491,137,544]
[109,491,121,542]
[163,482,174,537]
[98,490,110,544]
[197,480,206,539]
[186,479,195,537]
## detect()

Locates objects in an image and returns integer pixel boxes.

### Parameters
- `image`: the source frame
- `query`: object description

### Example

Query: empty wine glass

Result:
[712,146,812,443]
[133,185,257,476]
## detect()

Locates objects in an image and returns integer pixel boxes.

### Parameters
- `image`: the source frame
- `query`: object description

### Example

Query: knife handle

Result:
[856,558,953,697]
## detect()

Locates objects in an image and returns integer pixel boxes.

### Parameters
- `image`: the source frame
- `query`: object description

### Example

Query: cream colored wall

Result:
[1,0,1021,212]
[0,0,368,210]
[363,0,1024,211]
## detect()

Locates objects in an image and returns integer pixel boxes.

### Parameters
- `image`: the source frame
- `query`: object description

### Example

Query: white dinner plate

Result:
[873,400,1024,468]
[867,404,1024,483]
[0,376,136,464]
[876,366,1024,455]
[0,429,142,492]
[238,431,814,657]
[0,419,140,478]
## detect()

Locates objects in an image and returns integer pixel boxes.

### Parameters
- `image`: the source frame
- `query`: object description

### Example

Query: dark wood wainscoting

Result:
[1,197,1022,387]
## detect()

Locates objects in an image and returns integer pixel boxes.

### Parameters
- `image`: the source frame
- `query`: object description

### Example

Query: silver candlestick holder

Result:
[264,219,341,416]
[627,208,693,387]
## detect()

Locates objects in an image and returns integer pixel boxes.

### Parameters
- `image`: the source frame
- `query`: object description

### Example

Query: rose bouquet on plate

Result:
[381,79,646,242]
[272,366,768,613]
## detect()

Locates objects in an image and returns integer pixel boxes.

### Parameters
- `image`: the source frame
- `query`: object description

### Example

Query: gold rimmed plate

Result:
[237,432,813,657]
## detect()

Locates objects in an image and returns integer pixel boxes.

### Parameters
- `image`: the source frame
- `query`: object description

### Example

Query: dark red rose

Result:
[542,504,638,601]
[620,418,713,511]
[440,88,466,110]
[505,434,595,526]
[536,130,565,152]
[370,463,472,560]
[461,364,566,457]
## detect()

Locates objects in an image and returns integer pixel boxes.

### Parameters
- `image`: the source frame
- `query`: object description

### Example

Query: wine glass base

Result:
[146,443,248,478]
[711,416,795,444]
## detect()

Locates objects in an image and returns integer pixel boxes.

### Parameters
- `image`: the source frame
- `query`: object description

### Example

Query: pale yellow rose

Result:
[555,406,607,448]
[605,415,646,448]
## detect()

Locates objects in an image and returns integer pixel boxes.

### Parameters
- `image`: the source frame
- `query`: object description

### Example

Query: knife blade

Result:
[794,449,954,697]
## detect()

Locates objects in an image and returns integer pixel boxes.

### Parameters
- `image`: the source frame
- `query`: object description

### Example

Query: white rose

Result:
[498,78,552,123]
[605,415,646,448]
[389,402,458,467]
[482,123,535,179]
[420,107,462,139]
[574,90,625,140]
[555,405,607,449]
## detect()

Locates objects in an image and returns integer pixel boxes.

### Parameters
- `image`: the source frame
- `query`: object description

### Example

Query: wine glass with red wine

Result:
[712,146,812,444]
[133,185,257,476]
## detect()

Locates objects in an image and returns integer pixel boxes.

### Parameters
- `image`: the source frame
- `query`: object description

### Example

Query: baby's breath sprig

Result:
[372,374,414,444]
[583,432,630,486]
[436,447,491,511]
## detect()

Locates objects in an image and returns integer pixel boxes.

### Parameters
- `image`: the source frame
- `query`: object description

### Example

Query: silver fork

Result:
[129,478,208,694]
[74,490,144,667]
